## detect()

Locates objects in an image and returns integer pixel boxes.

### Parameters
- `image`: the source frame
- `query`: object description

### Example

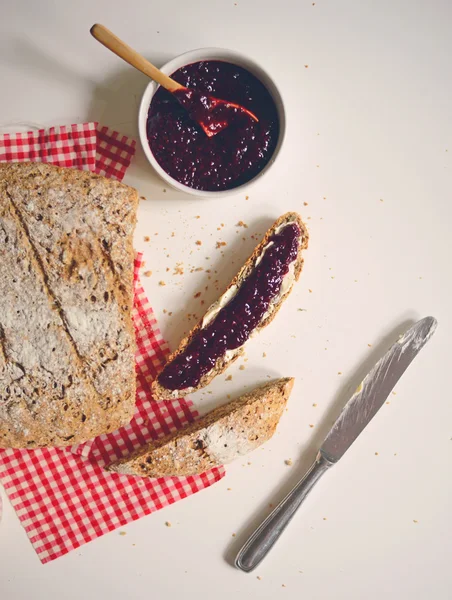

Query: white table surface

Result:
[1,1,451,598]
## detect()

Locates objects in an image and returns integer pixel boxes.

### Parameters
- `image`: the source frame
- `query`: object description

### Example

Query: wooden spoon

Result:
[90,24,259,138]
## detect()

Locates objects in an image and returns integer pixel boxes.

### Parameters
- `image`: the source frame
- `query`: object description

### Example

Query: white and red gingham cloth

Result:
[0,123,225,563]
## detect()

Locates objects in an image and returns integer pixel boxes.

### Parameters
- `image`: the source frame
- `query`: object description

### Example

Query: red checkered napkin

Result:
[0,123,225,563]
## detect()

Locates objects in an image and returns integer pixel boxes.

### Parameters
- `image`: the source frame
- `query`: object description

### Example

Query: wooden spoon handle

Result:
[90,24,183,92]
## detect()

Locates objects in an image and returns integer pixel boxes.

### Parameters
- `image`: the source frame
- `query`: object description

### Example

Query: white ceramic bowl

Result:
[138,47,286,198]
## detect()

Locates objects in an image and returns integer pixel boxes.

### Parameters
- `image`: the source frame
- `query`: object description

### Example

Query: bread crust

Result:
[152,213,308,400]
[0,163,138,448]
[108,377,294,477]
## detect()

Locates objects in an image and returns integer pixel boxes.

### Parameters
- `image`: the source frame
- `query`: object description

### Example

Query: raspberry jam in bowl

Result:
[138,48,286,197]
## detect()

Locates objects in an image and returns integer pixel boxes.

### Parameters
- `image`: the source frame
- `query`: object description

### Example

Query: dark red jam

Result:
[147,60,280,191]
[157,222,300,391]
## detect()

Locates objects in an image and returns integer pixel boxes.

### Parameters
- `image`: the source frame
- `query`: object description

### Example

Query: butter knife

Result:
[235,316,437,572]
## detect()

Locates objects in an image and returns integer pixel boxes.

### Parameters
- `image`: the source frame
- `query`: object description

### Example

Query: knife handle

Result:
[235,451,333,572]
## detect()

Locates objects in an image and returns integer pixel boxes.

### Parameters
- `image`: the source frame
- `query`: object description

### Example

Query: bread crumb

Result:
[368,343,372,347]
[284,459,293,466]
[119,531,127,536]
[216,241,227,249]
[166,267,170,272]
[262,352,267,357]
[337,371,342,375]
[195,215,200,219]
[140,196,146,200]
[380,198,384,202]
[375,452,379,456]
[239,365,245,370]
[386,401,390,405]
[236,220,248,228]
[174,263,184,275]
[232,533,236,537]
[163,309,167,314]
[143,270,152,277]
[227,487,232,491]
[171,232,175,237]
[144,235,150,242]
[194,292,201,298]
[303,202,308,206]
[312,403,317,407]
[309,424,314,428]
[159,281,166,286]
[247,461,252,465]
[226,375,232,381]
[413,519,418,524]
[304,64,309,68]
[308,289,312,293]
[282,584,286,588]
[323,517,327,520]
[298,308,307,312]
[392,391,396,395]
[257,576,262,580]
[165,521,172,527]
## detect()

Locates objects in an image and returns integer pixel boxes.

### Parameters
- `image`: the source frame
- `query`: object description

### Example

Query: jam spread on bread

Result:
[157,223,301,390]
[146,60,279,191]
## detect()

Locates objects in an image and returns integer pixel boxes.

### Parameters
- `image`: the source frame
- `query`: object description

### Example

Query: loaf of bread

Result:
[0,163,138,448]
[152,212,308,400]
[108,377,294,477]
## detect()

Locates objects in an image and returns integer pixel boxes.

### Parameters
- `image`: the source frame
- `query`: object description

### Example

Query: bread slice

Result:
[107,377,294,477]
[0,162,138,447]
[152,212,308,400]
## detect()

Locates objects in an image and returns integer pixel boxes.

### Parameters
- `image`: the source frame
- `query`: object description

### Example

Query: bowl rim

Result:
[138,47,286,198]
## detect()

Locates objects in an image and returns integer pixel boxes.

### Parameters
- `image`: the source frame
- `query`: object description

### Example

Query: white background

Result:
[1,1,451,598]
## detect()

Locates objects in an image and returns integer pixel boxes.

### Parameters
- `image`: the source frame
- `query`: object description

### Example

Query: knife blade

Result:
[235,316,437,572]
[320,315,437,463]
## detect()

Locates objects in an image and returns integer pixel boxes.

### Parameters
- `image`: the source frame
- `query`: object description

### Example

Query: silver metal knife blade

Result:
[320,315,437,463]
[235,316,437,572]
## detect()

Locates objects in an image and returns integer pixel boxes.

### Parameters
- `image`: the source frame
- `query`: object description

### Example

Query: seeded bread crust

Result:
[108,377,294,477]
[151,212,308,400]
[0,162,138,448]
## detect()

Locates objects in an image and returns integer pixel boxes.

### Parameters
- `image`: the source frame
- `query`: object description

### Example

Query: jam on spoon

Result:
[90,24,258,137]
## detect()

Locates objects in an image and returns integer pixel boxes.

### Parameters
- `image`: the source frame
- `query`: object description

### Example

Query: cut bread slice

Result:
[152,212,308,400]
[107,377,294,477]
[0,162,138,447]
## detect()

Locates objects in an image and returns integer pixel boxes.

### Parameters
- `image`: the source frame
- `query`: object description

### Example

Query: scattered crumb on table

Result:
[309,424,314,428]
[144,235,150,242]
[119,531,127,536]
[262,352,267,357]
[236,220,248,228]
[375,452,379,456]
[304,202,309,206]
[165,521,172,527]
[413,519,418,523]
[285,459,293,466]
[159,281,166,286]
[194,292,201,298]
[143,270,152,277]
[216,241,227,249]
[312,403,317,407]
[226,375,232,381]
[257,576,262,580]
[338,371,342,375]
[239,365,245,370]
